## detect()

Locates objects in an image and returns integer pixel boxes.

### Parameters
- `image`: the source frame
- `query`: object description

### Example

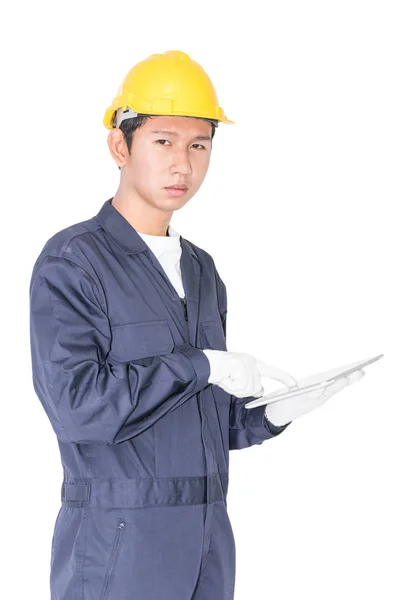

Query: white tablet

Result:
[244,353,384,409]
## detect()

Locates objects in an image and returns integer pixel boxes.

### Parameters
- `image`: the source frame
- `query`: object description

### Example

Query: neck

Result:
[111,187,172,236]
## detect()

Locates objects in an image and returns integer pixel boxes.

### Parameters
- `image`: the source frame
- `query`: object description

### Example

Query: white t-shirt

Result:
[136,224,185,298]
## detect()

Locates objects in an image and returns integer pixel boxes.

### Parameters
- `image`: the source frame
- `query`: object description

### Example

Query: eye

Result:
[155,140,206,150]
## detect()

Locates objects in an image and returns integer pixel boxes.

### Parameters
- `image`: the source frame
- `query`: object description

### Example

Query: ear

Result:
[107,129,128,168]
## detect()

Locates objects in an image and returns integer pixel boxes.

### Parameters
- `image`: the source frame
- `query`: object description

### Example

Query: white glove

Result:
[202,349,297,398]
[264,369,365,426]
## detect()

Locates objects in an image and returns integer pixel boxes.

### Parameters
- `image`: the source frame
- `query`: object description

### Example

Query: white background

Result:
[1,1,398,598]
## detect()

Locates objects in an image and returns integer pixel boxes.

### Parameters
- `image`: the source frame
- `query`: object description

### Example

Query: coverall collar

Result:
[96,198,201,346]
[96,198,198,261]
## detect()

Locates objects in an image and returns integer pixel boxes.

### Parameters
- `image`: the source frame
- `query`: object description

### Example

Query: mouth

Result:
[165,185,188,191]
[164,185,188,197]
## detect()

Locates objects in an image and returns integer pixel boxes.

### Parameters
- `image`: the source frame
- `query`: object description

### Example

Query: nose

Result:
[169,149,193,177]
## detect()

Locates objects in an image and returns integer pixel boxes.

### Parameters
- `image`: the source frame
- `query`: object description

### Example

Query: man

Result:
[29,49,364,599]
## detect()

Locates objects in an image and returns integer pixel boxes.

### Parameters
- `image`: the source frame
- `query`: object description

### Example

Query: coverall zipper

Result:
[145,250,190,342]
[180,296,188,324]
[147,251,212,511]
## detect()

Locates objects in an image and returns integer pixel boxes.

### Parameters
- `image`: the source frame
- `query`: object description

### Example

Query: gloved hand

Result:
[202,349,297,398]
[264,369,365,426]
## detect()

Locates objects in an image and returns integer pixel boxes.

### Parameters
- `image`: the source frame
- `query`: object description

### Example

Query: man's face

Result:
[116,115,213,213]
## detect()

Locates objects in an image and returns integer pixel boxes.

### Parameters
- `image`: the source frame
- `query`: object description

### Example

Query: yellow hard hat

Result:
[103,50,235,129]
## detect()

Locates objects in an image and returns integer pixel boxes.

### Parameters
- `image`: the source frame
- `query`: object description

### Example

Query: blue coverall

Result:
[29,198,290,600]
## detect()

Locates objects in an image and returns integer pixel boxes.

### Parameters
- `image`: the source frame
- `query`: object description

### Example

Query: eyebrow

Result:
[151,129,211,141]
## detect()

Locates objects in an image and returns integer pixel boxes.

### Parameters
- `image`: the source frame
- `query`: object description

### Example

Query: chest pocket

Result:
[200,319,227,351]
[110,319,175,362]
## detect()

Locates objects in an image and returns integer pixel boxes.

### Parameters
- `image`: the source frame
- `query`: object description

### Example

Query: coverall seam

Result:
[39,281,74,443]
[40,251,109,313]
[194,530,214,594]
[211,257,227,318]
[209,386,229,473]
[63,474,228,482]
[63,234,110,312]
[76,506,89,600]
[201,401,222,473]
[61,226,103,252]
[53,223,103,255]
[37,256,118,445]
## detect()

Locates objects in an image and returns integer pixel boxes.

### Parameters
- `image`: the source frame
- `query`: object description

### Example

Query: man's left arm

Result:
[212,258,291,450]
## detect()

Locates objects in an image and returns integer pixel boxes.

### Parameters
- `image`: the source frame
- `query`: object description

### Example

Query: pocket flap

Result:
[110,319,174,361]
[200,319,227,351]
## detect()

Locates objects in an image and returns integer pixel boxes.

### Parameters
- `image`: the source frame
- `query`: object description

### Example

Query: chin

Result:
[158,192,193,209]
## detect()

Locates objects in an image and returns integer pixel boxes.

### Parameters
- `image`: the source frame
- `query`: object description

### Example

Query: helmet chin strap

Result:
[113,106,219,129]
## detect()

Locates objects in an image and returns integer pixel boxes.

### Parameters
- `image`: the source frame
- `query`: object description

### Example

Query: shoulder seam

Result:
[62,221,102,255]
[33,254,107,310]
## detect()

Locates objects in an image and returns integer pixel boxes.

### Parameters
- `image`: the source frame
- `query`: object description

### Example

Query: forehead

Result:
[141,115,212,137]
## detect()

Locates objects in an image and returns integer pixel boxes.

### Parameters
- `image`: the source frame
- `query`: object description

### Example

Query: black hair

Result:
[116,114,216,170]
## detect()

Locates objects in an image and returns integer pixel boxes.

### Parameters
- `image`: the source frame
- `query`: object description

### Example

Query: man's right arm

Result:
[29,255,210,445]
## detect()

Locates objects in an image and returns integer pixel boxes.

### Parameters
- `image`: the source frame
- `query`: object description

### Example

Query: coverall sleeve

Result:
[29,255,211,445]
[212,258,291,450]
